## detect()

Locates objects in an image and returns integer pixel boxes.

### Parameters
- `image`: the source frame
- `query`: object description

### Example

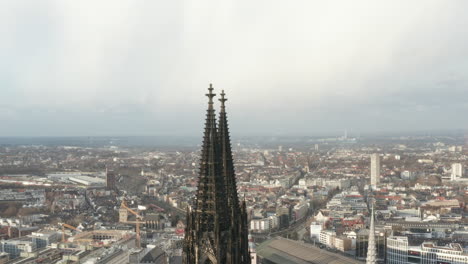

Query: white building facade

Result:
[451,163,463,181]
[387,236,468,264]
[370,153,380,186]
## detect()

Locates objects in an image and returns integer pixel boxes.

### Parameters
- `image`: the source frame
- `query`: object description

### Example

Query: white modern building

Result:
[451,163,463,181]
[0,238,36,259]
[319,230,336,247]
[370,153,380,186]
[250,216,278,233]
[68,175,105,186]
[387,236,468,264]
[31,231,60,248]
[310,222,323,240]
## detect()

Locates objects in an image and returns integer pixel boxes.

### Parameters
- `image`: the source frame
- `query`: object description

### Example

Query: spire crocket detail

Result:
[184,84,251,264]
[366,204,377,264]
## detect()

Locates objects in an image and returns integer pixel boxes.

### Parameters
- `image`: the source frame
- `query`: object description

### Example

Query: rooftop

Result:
[257,237,363,264]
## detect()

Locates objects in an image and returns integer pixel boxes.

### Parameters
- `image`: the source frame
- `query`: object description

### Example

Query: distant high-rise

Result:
[106,168,116,190]
[184,85,250,264]
[451,163,463,181]
[370,153,380,186]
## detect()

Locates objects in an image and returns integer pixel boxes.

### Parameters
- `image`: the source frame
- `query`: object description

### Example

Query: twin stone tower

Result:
[183,84,251,264]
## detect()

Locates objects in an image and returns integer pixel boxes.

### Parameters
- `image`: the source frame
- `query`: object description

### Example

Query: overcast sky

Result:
[1,1,467,137]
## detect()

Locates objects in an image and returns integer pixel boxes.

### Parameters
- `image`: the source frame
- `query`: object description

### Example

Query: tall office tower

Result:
[184,85,250,264]
[366,205,377,264]
[370,153,380,186]
[451,163,463,181]
[106,168,116,190]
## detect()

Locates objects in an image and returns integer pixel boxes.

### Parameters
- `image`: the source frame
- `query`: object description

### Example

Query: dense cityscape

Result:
[0,129,467,263]
[2,1,468,264]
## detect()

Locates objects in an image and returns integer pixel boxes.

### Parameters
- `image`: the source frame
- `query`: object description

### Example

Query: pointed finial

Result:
[206,83,216,105]
[219,90,227,111]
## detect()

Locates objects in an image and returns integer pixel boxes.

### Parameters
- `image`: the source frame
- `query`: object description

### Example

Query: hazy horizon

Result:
[2,1,468,137]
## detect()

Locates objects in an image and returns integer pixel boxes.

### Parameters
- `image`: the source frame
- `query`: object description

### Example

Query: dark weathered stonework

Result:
[184,84,251,264]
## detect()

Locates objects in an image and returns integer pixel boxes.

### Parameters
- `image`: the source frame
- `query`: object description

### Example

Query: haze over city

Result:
[1,2,468,264]
[1,0,468,137]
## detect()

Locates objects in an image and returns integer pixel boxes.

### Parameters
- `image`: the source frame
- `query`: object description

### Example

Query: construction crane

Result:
[121,200,142,219]
[61,223,81,242]
[121,200,145,248]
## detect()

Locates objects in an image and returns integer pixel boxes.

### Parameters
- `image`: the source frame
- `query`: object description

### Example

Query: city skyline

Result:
[2,1,468,136]
[1,2,468,264]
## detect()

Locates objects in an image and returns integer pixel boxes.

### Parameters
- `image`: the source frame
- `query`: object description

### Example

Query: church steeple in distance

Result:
[366,203,377,264]
[184,84,251,264]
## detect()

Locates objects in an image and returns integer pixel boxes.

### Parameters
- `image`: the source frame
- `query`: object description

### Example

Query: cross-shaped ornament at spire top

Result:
[206,83,216,104]
[219,90,227,109]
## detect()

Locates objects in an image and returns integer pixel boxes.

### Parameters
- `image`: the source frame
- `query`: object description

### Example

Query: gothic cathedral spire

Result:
[184,84,251,264]
[366,204,377,264]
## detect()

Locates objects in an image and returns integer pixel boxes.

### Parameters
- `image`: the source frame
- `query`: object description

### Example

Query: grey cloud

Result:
[0,0,468,136]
